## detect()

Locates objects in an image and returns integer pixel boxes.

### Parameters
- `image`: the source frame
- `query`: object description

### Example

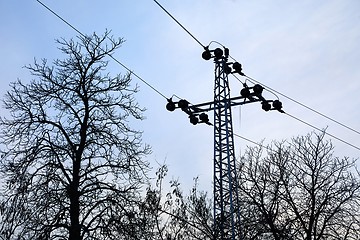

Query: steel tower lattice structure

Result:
[165,46,284,240]
[212,55,241,240]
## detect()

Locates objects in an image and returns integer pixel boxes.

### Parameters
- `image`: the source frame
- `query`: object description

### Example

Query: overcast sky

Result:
[1,0,360,192]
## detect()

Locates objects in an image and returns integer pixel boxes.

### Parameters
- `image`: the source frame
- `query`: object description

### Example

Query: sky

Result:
[1,0,360,192]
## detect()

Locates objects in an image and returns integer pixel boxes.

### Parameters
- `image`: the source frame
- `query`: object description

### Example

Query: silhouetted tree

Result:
[238,131,360,240]
[138,164,213,240]
[127,131,360,240]
[0,31,150,240]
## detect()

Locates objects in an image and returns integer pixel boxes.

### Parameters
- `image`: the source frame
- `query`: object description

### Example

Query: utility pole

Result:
[166,46,283,239]
[212,49,241,240]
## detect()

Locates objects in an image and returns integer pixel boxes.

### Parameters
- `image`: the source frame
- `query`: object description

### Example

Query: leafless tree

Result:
[138,164,213,240]
[0,31,150,240]
[125,131,360,240]
[238,131,360,240]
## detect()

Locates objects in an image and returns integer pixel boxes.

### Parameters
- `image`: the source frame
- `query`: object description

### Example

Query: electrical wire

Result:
[230,52,359,136]
[285,112,360,151]
[245,74,360,136]
[156,207,211,237]
[37,0,359,152]
[208,41,225,48]
[242,76,280,100]
[207,47,282,100]
[233,133,277,153]
[170,94,186,101]
[224,48,360,137]
[231,74,245,85]
[235,112,360,152]
[152,0,206,49]
[36,0,167,100]
[152,0,360,139]
[152,0,360,141]
[201,75,359,152]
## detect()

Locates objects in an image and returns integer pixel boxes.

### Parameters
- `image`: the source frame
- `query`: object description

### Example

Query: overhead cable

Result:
[285,112,360,151]
[233,133,276,153]
[245,75,360,136]
[38,0,359,152]
[36,0,167,100]
[152,0,206,49]
[151,0,359,137]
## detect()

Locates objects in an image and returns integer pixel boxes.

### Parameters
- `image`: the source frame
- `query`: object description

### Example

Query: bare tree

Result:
[114,131,360,240]
[138,164,213,240]
[0,31,150,240]
[239,131,360,240]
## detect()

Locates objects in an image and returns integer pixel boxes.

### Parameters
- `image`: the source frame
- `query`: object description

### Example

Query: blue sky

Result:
[1,0,360,191]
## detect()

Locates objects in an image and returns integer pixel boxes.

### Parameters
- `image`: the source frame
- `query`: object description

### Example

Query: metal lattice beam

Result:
[213,58,241,240]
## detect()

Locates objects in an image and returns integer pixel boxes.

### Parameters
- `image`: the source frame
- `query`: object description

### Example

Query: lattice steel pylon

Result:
[212,55,241,240]
[165,46,284,240]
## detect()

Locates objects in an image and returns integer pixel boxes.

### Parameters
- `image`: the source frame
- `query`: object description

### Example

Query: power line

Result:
[285,112,360,151]
[233,133,276,153]
[245,75,360,136]
[154,0,360,140]
[36,0,83,38]
[152,0,206,49]
[37,0,359,152]
[151,0,360,141]
[236,111,360,152]
[36,0,167,100]
[110,57,167,99]
[210,40,360,139]
[211,42,359,137]
[215,44,360,141]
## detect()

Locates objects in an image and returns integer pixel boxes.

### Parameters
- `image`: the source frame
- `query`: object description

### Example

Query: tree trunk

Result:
[69,150,82,240]
[69,179,81,240]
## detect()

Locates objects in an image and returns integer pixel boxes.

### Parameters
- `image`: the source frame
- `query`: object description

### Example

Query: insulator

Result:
[224,48,229,57]
[214,48,223,59]
[178,99,189,111]
[232,62,243,73]
[240,88,250,98]
[253,84,264,95]
[202,50,212,60]
[190,115,199,125]
[199,113,209,122]
[166,102,176,111]
[273,100,283,110]
[262,101,271,111]
[224,64,232,74]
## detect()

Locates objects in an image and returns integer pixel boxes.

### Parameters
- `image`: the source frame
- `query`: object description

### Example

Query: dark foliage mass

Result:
[0,31,150,240]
